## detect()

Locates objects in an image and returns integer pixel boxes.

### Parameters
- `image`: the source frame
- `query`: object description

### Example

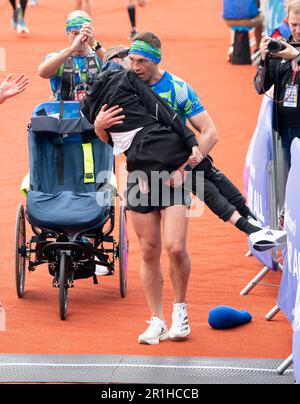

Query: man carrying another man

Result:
[91,34,286,345]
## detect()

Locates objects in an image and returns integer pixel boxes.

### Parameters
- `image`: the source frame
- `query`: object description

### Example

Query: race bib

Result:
[74,84,87,102]
[284,84,298,108]
[75,90,86,102]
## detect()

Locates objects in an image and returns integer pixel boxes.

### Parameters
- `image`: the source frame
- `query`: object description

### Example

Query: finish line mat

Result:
[0,355,295,384]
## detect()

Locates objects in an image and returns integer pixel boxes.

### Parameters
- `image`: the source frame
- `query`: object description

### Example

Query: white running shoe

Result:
[169,303,191,341]
[138,317,169,345]
[249,228,287,252]
[17,16,29,34]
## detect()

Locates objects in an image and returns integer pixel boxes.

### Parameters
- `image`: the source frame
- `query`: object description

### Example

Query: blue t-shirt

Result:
[46,51,102,100]
[149,71,205,124]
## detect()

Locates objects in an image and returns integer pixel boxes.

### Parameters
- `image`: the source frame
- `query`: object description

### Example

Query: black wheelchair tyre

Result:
[119,204,128,298]
[15,204,26,299]
[59,252,69,321]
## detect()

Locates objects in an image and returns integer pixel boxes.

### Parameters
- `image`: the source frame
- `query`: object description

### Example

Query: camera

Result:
[268,39,286,54]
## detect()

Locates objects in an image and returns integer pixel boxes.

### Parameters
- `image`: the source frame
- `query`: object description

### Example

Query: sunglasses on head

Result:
[108,49,129,61]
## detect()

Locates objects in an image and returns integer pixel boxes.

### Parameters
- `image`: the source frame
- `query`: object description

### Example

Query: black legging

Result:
[191,157,250,222]
[9,0,27,16]
[127,4,136,28]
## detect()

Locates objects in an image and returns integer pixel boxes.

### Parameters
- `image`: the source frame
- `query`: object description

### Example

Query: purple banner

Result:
[245,97,277,269]
[278,138,300,384]
[294,330,300,384]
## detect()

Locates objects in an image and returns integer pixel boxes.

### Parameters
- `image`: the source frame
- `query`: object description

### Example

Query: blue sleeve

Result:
[177,82,205,119]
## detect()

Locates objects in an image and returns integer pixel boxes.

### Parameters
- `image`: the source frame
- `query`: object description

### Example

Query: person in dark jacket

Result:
[255,0,300,167]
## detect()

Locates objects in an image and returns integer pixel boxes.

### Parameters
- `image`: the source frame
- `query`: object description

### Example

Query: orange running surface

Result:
[0,0,291,358]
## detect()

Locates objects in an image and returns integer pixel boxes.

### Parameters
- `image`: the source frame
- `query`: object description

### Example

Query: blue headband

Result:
[129,40,162,64]
[66,15,91,33]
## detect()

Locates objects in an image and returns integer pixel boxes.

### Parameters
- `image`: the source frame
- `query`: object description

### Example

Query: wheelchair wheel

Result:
[118,204,128,298]
[59,252,69,321]
[15,204,26,298]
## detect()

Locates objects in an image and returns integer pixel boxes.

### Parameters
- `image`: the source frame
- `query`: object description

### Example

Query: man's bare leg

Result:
[161,205,191,340]
[161,205,190,304]
[130,210,165,320]
[74,0,92,15]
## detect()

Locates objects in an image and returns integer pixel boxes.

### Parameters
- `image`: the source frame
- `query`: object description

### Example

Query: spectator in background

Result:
[38,10,105,101]
[227,0,263,64]
[127,0,147,39]
[255,0,300,167]
[75,0,92,15]
[9,0,29,34]
[0,73,29,104]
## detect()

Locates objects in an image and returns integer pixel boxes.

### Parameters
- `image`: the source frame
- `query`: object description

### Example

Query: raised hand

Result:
[80,23,96,47]
[0,74,29,104]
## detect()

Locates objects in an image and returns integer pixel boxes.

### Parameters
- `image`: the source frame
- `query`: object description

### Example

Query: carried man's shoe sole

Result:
[250,229,287,252]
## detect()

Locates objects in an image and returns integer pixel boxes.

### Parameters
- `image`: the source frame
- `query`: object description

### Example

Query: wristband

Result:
[92,41,102,52]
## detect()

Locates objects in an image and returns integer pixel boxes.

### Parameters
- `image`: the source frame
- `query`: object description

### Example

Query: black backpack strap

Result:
[60,57,75,101]
[86,54,101,85]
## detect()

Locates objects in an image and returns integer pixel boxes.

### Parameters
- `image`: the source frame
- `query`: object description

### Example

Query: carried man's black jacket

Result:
[83,69,198,150]
[82,68,199,176]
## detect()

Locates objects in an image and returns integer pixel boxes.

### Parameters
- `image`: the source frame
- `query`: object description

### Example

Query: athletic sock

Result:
[128,5,136,28]
[235,217,261,235]
[238,205,257,220]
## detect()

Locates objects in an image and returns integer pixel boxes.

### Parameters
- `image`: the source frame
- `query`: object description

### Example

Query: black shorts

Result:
[126,176,191,214]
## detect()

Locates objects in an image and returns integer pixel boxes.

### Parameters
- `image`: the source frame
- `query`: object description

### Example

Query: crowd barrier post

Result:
[277,354,293,376]
[265,304,281,321]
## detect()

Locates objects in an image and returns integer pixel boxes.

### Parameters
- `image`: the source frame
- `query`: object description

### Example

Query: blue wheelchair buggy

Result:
[15,102,129,320]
